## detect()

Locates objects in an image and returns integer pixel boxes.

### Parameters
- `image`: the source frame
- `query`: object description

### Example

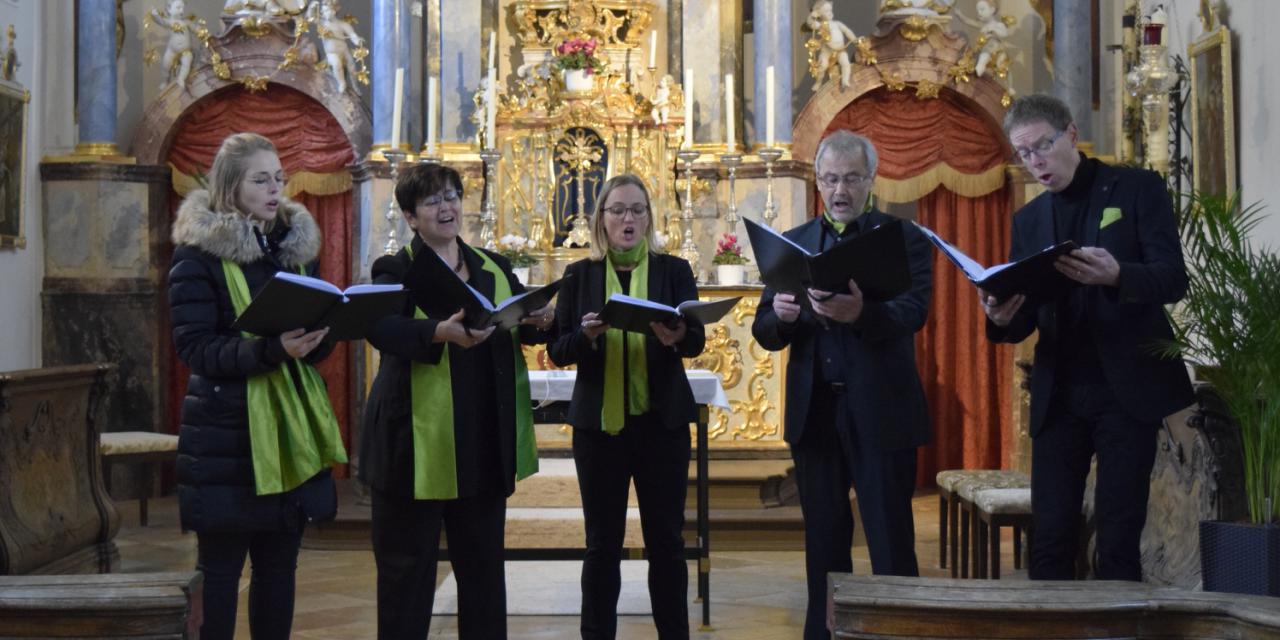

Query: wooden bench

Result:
[0,571,202,638]
[830,574,1280,639]
[100,432,179,527]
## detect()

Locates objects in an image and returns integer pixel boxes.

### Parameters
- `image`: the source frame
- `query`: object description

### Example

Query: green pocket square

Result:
[1100,207,1123,229]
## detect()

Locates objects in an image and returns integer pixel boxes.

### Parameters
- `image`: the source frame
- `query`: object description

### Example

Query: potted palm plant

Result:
[1166,191,1280,596]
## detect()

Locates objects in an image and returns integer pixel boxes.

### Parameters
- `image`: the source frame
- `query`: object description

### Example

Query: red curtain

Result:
[164,84,357,476]
[819,87,1014,484]
[914,187,1015,482]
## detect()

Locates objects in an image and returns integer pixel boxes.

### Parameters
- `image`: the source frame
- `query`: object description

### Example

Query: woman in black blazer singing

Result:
[549,174,706,639]
[359,163,553,639]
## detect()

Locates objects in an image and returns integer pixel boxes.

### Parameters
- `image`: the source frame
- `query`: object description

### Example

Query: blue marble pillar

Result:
[752,0,791,148]
[372,0,412,148]
[1053,1,1092,140]
[440,0,483,145]
[77,0,117,149]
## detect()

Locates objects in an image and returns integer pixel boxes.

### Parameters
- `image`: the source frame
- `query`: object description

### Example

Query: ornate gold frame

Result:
[1188,25,1236,197]
[0,79,29,249]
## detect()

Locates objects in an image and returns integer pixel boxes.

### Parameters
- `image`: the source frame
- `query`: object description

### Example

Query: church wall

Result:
[0,0,74,372]
[1161,0,1280,249]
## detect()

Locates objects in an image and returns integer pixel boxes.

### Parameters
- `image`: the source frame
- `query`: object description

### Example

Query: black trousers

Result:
[196,528,303,640]
[573,414,691,640]
[370,486,508,640]
[1030,382,1159,581]
[792,387,919,640]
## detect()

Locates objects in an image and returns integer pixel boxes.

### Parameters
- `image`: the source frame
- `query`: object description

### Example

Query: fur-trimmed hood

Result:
[171,189,322,267]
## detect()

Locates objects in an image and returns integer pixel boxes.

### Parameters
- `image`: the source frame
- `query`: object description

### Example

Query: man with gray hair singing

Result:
[753,130,933,640]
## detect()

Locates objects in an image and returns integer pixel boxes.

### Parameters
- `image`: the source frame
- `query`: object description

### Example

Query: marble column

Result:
[1053,1,1092,140]
[683,0,743,150]
[372,0,412,150]
[76,0,118,154]
[440,0,483,148]
[752,0,791,149]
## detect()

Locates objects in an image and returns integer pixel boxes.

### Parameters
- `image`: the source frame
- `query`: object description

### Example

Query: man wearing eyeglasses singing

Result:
[753,130,932,640]
[984,94,1193,582]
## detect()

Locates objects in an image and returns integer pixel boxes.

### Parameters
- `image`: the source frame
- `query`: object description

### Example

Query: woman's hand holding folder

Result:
[433,308,496,348]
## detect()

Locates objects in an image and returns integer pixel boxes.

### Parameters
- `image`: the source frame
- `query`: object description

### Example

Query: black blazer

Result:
[358,236,549,498]
[752,210,934,451]
[987,162,1194,434]
[548,253,706,431]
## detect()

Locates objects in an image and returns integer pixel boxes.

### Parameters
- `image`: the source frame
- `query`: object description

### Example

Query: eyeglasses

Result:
[817,173,872,189]
[419,190,460,207]
[1013,130,1066,162]
[603,204,649,219]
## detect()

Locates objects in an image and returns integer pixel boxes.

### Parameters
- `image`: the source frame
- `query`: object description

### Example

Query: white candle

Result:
[683,68,694,149]
[765,65,775,147]
[390,67,404,150]
[488,32,497,76]
[724,73,735,151]
[485,73,496,150]
[426,75,438,156]
[648,31,657,69]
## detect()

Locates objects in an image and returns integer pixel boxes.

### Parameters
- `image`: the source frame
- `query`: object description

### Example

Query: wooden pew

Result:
[830,574,1280,639]
[0,572,201,638]
[0,364,120,575]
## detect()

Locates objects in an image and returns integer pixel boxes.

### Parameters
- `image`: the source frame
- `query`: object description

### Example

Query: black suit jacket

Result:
[752,209,934,451]
[987,162,1194,435]
[548,253,706,431]
[359,236,548,498]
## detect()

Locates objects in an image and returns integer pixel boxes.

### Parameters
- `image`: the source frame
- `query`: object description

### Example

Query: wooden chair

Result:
[100,432,179,527]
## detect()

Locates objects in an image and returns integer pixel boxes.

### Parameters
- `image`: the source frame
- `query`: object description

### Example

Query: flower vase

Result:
[512,267,531,285]
[564,68,594,92]
[716,264,745,286]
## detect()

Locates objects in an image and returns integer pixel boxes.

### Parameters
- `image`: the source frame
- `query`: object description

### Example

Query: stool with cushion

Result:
[954,471,1030,579]
[971,487,1033,579]
[935,469,982,572]
[99,432,179,526]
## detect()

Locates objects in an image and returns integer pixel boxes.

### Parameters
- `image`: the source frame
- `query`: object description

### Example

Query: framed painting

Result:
[1188,25,1235,197]
[0,79,27,248]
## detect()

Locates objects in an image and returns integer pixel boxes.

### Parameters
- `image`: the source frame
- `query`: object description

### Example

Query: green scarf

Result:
[602,240,650,434]
[822,195,874,234]
[405,242,538,500]
[222,260,348,496]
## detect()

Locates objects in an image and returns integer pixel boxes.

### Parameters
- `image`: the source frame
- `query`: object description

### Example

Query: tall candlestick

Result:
[426,75,438,156]
[765,65,776,147]
[648,30,657,69]
[683,68,694,149]
[485,73,496,150]
[390,67,404,149]
[487,32,496,75]
[724,73,735,151]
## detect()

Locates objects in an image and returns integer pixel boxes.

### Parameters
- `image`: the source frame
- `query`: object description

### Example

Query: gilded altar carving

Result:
[511,0,655,48]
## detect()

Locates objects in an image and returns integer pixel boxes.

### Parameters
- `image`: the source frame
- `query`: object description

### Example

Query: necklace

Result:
[454,250,464,274]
